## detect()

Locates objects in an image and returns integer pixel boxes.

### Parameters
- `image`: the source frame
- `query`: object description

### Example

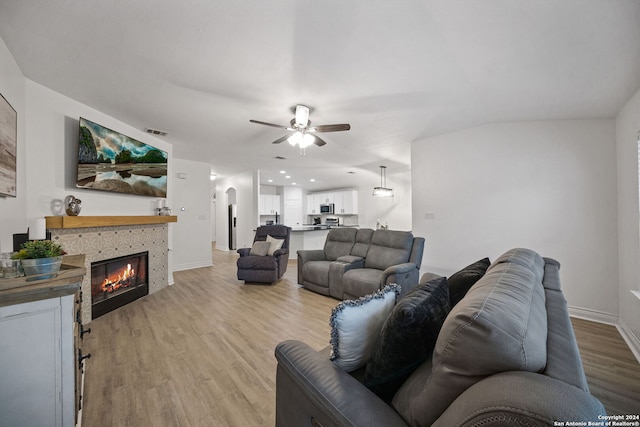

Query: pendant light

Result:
[372,165,394,197]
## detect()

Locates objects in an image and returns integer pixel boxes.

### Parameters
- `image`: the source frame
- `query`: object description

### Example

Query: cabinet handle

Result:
[78,349,92,365]
[80,324,91,339]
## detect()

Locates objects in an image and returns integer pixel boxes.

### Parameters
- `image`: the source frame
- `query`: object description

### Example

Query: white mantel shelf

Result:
[45,215,178,229]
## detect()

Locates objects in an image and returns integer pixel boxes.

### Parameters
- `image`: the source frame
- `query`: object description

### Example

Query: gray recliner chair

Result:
[237,225,291,284]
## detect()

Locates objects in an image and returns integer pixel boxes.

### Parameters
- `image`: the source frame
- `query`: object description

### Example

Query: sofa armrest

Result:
[275,340,408,427]
[237,247,251,257]
[431,371,606,427]
[297,249,326,264]
[381,263,420,298]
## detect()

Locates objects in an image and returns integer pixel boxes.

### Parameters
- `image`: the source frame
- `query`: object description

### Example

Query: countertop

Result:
[0,254,86,307]
[291,225,359,232]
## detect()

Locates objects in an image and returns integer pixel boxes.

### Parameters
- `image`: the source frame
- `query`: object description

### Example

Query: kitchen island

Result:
[289,225,359,256]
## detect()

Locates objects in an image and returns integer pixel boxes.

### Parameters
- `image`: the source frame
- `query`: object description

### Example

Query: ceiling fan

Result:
[250,105,350,150]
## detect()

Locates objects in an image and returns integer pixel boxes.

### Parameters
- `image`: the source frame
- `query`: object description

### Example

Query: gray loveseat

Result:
[276,248,606,426]
[297,228,425,300]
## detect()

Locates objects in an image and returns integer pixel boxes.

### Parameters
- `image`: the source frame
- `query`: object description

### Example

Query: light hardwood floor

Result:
[81,249,640,426]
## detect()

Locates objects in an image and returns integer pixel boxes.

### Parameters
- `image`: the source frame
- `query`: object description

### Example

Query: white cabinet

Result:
[260,194,281,215]
[307,190,358,215]
[306,194,323,215]
[0,294,77,427]
[334,190,358,214]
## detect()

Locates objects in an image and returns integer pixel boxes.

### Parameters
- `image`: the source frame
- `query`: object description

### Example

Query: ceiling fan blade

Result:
[313,135,327,147]
[250,119,291,130]
[271,134,291,144]
[309,124,351,133]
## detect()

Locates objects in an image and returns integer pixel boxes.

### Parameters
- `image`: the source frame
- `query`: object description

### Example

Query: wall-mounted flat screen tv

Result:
[76,117,167,197]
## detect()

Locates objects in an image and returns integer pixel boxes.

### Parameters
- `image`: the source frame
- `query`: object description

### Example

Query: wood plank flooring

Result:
[81,249,640,426]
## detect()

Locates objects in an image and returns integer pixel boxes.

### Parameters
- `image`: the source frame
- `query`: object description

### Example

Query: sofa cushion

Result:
[392,248,548,427]
[342,268,384,298]
[364,276,450,402]
[324,227,358,261]
[365,230,414,270]
[351,228,374,258]
[249,241,271,256]
[447,257,491,307]
[329,284,400,372]
[302,261,333,288]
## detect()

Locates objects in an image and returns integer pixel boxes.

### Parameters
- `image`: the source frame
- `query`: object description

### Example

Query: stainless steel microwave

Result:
[320,203,335,214]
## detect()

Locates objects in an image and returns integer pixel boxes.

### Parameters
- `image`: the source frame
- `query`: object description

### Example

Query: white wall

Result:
[0,36,27,253]
[411,119,619,318]
[358,170,412,231]
[215,170,259,251]
[615,86,640,355]
[172,158,213,271]
[24,80,174,218]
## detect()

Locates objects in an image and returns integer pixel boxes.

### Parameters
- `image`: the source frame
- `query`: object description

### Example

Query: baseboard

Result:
[171,260,213,273]
[568,305,618,325]
[617,317,640,364]
[569,305,640,363]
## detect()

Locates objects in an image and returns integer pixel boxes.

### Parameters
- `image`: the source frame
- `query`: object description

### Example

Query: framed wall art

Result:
[0,92,17,197]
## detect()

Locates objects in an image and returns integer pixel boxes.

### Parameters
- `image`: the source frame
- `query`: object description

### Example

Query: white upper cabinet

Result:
[259,194,281,215]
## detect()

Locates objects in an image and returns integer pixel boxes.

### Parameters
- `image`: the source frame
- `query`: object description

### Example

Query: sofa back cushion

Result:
[365,230,414,270]
[351,228,374,258]
[324,227,358,261]
[392,248,548,427]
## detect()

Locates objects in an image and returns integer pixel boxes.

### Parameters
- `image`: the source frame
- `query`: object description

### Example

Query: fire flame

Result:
[101,263,136,293]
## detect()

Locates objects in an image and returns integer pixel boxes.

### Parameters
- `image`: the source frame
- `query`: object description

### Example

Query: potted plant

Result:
[11,240,66,277]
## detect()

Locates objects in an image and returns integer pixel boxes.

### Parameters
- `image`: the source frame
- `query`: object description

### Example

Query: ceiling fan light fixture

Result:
[288,132,302,146]
[295,105,310,127]
[373,165,394,197]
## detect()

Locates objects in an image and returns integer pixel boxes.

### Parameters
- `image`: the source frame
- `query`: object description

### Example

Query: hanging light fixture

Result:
[373,165,394,197]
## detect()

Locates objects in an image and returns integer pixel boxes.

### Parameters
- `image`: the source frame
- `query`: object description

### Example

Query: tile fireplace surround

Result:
[46,216,177,323]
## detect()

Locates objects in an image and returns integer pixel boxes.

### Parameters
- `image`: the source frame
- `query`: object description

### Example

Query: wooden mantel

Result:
[45,215,178,229]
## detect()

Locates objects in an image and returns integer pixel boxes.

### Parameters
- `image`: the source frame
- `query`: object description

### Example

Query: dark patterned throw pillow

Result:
[447,257,491,307]
[364,276,451,401]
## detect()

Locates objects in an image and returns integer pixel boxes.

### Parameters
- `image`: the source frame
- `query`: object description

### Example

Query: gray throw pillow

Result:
[249,241,271,256]
[364,276,450,401]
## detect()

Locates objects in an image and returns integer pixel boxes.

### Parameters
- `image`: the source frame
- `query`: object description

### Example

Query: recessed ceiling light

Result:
[310,178,315,182]
[285,175,291,179]
[268,179,273,183]
[292,182,297,185]
[280,170,286,174]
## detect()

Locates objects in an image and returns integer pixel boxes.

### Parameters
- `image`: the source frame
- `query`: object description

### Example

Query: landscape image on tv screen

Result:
[76,117,167,197]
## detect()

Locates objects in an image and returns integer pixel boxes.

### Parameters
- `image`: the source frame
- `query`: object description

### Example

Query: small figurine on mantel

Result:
[64,195,82,216]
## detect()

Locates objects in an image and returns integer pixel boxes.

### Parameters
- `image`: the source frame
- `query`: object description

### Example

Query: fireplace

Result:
[91,251,149,319]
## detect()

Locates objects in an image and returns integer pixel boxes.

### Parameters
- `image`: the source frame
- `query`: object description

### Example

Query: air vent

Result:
[145,128,167,136]
[275,156,287,160]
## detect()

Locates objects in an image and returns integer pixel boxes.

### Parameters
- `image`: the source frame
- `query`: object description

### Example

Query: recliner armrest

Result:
[430,371,606,427]
[237,248,251,257]
[297,249,326,264]
[275,340,408,427]
[273,248,289,258]
[383,262,417,276]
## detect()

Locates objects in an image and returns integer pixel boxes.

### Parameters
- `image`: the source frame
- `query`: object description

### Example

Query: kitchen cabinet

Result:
[307,190,358,215]
[334,190,358,214]
[306,193,323,214]
[0,264,87,427]
[260,194,281,215]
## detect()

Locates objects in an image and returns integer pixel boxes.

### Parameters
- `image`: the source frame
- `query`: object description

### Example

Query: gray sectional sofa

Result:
[276,248,606,426]
[297,227,425,300]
